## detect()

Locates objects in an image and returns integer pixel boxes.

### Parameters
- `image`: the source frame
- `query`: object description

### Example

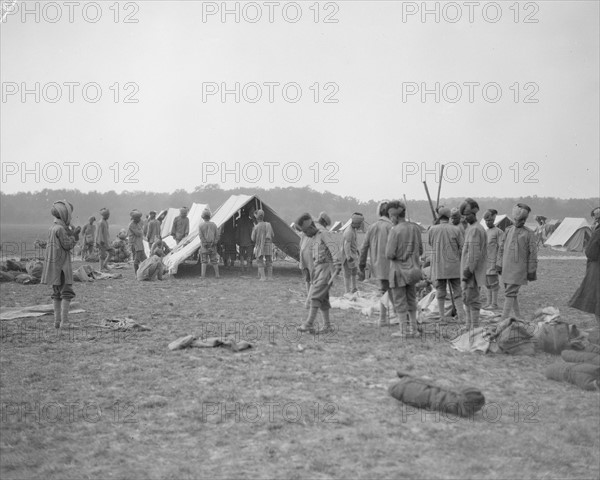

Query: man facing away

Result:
[359,201,393,326]
[199,208,220,278]
[428,206,465,324]
[95,208,113,272]
[341,213,364,295]
[385,200,423,338]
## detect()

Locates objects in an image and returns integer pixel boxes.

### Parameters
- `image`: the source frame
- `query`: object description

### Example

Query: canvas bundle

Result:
[389,371,485,418]
[545,362,600,391]
[489,317,535,355]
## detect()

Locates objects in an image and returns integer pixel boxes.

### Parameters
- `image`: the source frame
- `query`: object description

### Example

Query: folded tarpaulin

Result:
[561,350,600,366]
[0,302,84,321]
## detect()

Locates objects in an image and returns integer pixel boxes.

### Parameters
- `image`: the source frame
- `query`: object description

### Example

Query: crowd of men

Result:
[295,199,540,339]
[40,197,600,337]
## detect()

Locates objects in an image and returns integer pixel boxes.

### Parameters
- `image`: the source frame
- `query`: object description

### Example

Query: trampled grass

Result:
[0,251,598,479]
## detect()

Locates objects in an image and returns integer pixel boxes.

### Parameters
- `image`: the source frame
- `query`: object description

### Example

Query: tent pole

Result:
[436,164,445,209]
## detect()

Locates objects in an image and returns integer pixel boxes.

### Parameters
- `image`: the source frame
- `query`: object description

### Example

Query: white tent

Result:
[480,214,514,231]
[158,208,180,239]
[544,218,592,252]
[329,221,342,232]
[163,194,300,274]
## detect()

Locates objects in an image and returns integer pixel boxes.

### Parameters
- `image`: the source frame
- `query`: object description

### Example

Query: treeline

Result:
[1,185,598,227]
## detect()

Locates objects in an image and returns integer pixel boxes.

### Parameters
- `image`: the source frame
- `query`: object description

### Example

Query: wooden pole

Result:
[423,181,437,223]
[436,164,445,209]
[403,194,409,221]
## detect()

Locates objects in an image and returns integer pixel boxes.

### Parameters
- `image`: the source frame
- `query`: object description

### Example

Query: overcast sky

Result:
[1,0,598,202]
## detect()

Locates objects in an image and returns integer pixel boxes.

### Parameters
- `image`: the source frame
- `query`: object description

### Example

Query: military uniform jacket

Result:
[461,222,488,287]
[499,225,538,285]
[359,217,392,280]
[428,222,464,280]
[41,220,77,286]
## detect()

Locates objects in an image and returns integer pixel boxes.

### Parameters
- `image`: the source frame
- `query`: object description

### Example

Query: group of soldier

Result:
[295,199,539,338]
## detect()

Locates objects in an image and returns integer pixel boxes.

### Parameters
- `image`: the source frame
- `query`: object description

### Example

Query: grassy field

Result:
[0,234,598,479]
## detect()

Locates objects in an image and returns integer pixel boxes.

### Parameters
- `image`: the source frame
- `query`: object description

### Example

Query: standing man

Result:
[171,207,190,244]
[482,209,503,310]
[41,200,80,331]
[385,200,423,338]
[146,210,162,244]
[341,213,364,295]
[296,213,342,334]
[459,198,487,332]
[497,203,538,319]
[128,210,147,274]
[199,208,220,278]
[95,208,113,271]
[80,216,96,260]
[251,209,275,281]
[428,206,465,324]
[236,206,256,273]
[359,201,393,325]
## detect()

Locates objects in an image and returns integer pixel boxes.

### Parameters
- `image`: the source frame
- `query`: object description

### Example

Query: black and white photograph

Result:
[1,1,599,478]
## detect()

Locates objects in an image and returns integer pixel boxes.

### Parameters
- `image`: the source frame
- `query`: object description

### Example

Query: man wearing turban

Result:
[251,209,275,281]
[482,209,503,310]
[41,200,81,330]
[80,216,96,260]
[428,206,466,325]
[146,210,161,244]
[459,198,488,333]
[497,203,538,319]
[128,210,147,274]
[359,201,394,325]
[341,213,364,295]
[171,207,190,244]
[199,208,221,278]
[95,208,113,271]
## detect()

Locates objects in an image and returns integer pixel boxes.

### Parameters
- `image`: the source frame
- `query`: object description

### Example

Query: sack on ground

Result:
[561,350,600,366]
[545,361,600,391]
[490,317,534,355]
[389,371,485,418]
[26,260,44,279]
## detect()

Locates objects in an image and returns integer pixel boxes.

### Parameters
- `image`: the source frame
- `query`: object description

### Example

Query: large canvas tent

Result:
[158,208,180,239]
[480,214,514,232]
[144,203,207,257]
[162,194,300,274]
[544,218,592,252]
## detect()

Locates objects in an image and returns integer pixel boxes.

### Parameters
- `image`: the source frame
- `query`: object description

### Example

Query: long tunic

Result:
[461,222,488,287]
[428,222,464,280]
[485,226,503,275]
[171,216,190,242]
[146,219,161,243]
[199,221,220,251]
[568,227,600,316]
[385,220,423,288]
[81,223,96,245]
[128,221,145,252]
[359,217,392,280]
[41,219,77,286]
[499,225,538,285]
[251,221,274,257]
[95,219,110,246]
[341,226,359,267]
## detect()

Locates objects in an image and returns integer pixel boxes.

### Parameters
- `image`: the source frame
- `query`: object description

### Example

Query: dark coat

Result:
[568,227,600,317]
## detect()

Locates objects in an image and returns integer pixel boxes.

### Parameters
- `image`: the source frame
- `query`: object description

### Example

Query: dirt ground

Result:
[1,249,599,480]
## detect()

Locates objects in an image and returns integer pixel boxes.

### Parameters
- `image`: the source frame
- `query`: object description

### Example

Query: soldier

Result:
[251,209,275,281]
[128,210,147,274]
[171,207,190,244]
[199,208,220,278]
[482,209,503,310]
[341,213,364,294]
[497,203,538,319]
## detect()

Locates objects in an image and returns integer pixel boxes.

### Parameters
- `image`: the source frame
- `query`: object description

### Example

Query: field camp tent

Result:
[144,203,208,257]
[480,214,514,232]
[162,194,300,274]
[544,218,592,252]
